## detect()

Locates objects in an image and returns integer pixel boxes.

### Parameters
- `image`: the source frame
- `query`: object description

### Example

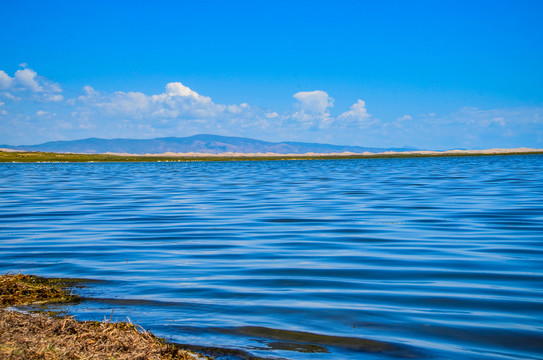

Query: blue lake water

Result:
[1,155,542,359]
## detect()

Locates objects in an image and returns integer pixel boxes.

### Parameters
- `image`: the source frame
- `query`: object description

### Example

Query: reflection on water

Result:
[1,155,543,359]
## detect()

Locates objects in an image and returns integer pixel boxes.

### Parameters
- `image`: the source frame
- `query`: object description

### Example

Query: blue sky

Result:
[1,0,542,149]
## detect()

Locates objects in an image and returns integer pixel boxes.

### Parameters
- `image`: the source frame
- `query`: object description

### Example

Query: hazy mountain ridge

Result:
[1,134,416,154]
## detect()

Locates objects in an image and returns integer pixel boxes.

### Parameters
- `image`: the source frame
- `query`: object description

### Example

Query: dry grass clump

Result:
[0,274,79,307]
[0,310,200,360]
[0,274,203,359]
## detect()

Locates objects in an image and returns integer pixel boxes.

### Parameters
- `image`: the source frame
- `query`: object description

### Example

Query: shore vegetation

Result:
[0,274,203,360]
[1,150,542,163]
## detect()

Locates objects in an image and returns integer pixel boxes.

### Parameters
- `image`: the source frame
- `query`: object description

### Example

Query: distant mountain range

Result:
[1,134,416,154]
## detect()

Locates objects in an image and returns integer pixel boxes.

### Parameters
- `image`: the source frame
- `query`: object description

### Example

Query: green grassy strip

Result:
[1,150,542,163]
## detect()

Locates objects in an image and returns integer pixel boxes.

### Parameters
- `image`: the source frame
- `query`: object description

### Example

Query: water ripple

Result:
[1,155,543,359]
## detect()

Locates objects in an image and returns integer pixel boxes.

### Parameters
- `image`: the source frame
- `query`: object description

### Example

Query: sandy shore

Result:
[102,147,543,157]
[1,147,542,163]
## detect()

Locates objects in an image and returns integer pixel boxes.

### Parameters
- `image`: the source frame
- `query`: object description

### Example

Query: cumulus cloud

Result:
[0,65,62,101]
[2,64,542,149]
[0,71,13,90]
[291,90,334,129]
[60,80,280,141]
[293,90,333,114]
[162,82,211,102]
[338,99,373,125]
[79,81,230,120]
[14,68,44,92]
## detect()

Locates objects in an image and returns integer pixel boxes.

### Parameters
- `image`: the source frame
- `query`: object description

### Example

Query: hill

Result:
[1,134,415,154]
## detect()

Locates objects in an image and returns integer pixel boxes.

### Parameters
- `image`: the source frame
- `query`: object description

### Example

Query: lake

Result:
[1,155,542,359]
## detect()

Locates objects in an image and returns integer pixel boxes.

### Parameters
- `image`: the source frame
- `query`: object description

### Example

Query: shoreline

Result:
[1,148,542,163]
[0,274,207,360]
[1,274,419,359]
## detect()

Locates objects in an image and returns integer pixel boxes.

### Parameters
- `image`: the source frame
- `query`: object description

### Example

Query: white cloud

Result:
[1,92,20,100]
[292,90,334,129]
[0,66,62,101]
[265,112,279,118]
[227,103,249,114]
[2,64,542,149]
[378,106,543,149]
[293,90,333,114]
[492,117,506,126]
[451,107,542,127]
[397,114,412,121]
[162,82,211,103]
[76,81,256,126]
[47,94,64,102]
[83,85,96,96]
[333,99,380,134]
[0,71,13,90]
[14,68,44,92]
[338,99,372,124]
[102,91,152,117]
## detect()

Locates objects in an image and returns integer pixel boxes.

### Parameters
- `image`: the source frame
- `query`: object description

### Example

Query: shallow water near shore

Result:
[1,155,542,359]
